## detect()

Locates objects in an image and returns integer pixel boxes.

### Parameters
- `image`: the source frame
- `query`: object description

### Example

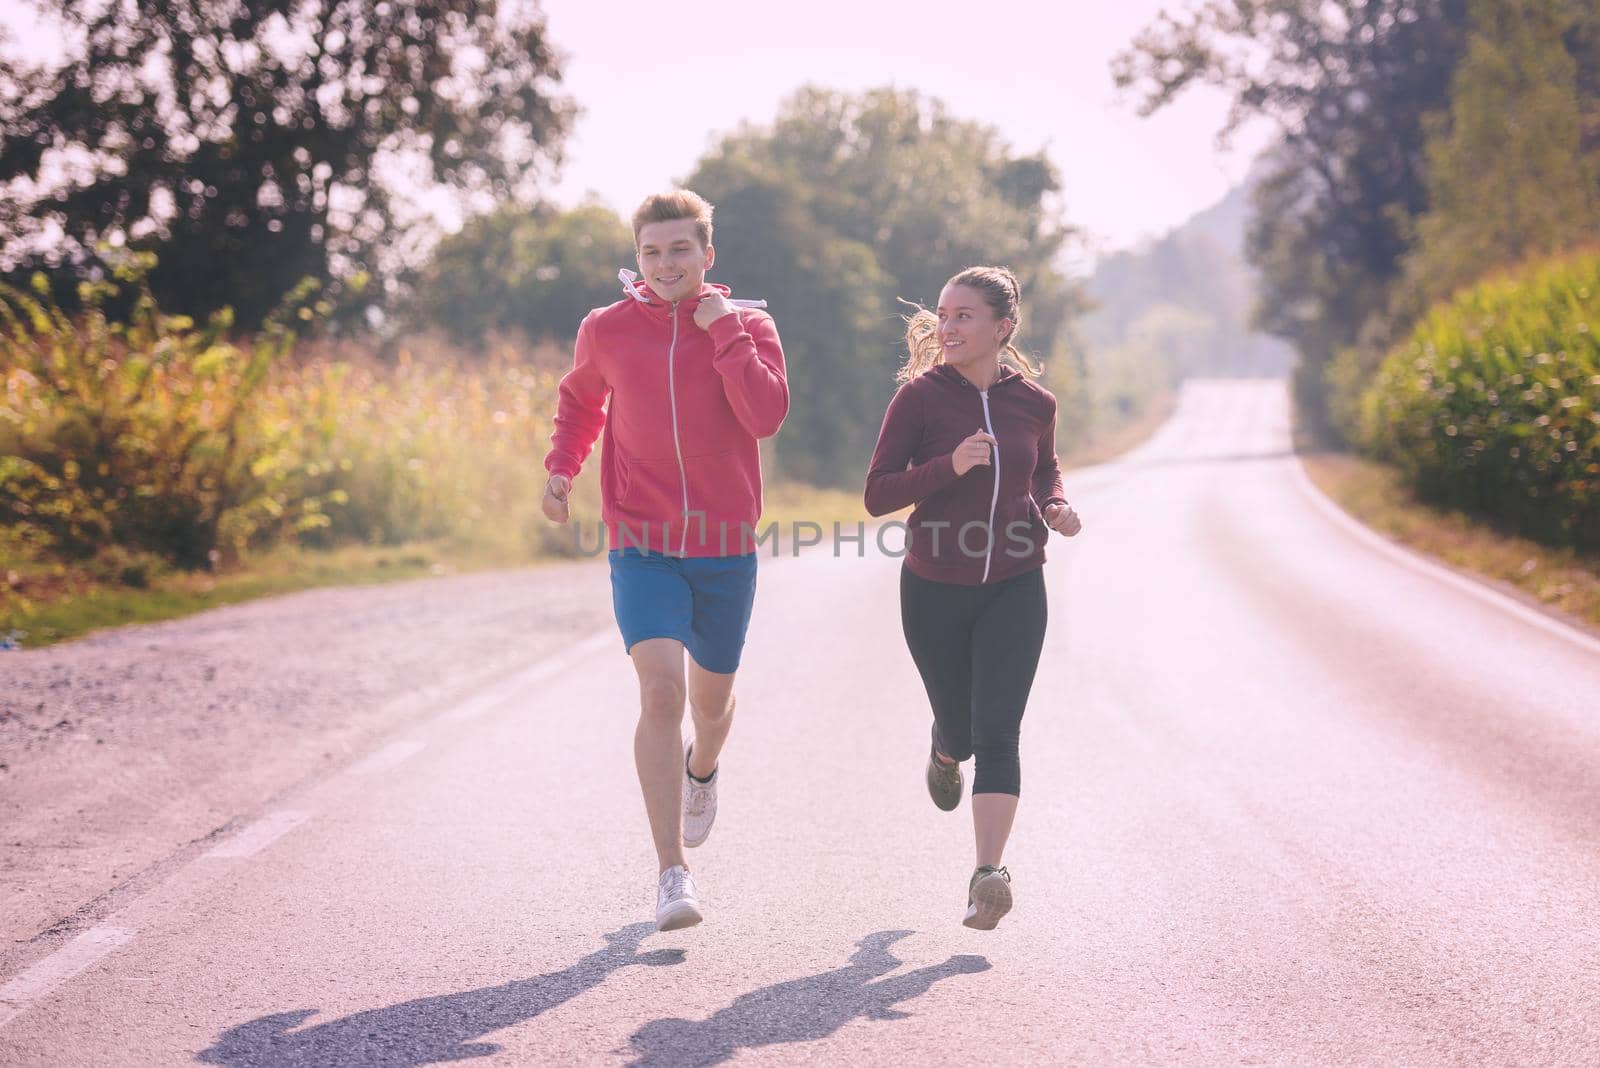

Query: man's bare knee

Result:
[690,691,735,726]
[639,676,686,727]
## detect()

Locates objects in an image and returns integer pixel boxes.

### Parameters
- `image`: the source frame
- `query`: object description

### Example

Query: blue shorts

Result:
[608,549,759,674]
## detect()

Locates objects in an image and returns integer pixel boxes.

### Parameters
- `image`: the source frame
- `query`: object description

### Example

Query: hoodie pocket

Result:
[682,449,757,522]
[999,494,1046,559]
[614,457,683,518]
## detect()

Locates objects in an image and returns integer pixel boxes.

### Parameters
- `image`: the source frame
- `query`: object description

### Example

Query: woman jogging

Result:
[864,266,1081,930]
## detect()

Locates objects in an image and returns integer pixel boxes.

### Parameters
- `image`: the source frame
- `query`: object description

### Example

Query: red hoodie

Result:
[544,279,789,557]
[865,364,1067,585]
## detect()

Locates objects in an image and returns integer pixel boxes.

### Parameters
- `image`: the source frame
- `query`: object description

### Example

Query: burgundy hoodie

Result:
[544,279,788,556]
[865,364,1067,585]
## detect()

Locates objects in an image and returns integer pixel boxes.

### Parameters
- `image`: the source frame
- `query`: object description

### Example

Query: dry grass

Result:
[1300,451,1600,630]
[1065,391,1178,470]
[0,481,874,648]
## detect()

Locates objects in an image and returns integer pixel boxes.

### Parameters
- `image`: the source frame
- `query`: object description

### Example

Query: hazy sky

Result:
[538,0,1274,262]
[0,0,1274,264]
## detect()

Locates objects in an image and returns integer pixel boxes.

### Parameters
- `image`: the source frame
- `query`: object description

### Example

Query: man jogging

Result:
[540,190,789,931]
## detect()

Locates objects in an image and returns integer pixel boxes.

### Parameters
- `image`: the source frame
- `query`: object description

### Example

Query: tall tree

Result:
[685,87,1089,485]
[409,200,634,344]
[0,0,572,325]
[687,153,894,486]
[1399,0,1600,313]
[1114,0,1472,441]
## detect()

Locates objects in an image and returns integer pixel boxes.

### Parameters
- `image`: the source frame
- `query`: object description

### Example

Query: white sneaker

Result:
[655,865,703,931]
[682,742,719,849]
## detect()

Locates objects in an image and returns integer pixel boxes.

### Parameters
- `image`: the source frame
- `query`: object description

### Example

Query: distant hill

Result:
[1081,180,1295,407]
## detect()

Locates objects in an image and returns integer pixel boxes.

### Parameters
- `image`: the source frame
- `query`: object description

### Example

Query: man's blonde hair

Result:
[632,189,714,248]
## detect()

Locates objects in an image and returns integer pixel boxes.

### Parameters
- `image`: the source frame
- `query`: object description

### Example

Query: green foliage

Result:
[0,1,573,325]
[409,201,634,343]
[1117,0,1473,443]
[685,86,1088,484]
[0,254,334,569]
[1,256,579,582]
[1362,248,1600,550]
[259,349,570,556]
[1320,0,1600,446]
[1398,0,1600,316]
[685,154,894,485]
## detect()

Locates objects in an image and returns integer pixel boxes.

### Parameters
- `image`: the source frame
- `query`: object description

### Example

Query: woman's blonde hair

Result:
[898,265,1042,383]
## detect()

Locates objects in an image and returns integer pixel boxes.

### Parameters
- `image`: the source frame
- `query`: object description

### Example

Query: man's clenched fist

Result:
[542,474,571,524]
[693,291,736,330]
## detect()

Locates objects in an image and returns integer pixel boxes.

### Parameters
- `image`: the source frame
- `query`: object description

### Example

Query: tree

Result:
[409,200,634,344]
[1398,0,1600,313]
[1114,0,1472,441]
[685,87,1090,485]
[0,0,572,326]
[687,154,894,486]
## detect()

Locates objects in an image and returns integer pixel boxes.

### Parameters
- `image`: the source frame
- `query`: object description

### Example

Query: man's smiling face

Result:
[636,218,714,303]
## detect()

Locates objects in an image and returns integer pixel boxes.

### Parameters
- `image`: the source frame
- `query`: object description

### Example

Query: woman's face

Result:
[936,283,1010,367]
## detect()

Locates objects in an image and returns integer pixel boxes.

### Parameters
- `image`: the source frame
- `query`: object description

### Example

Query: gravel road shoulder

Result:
[0,561,616,961]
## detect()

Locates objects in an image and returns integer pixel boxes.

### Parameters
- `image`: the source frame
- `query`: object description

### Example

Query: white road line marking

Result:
[1291,457,1600,658]
[437,693,503,725]
[512,629,613,683]
[350,739,427,776]
[0,628,619,1026]
[204,810,311,859]
[0,926,134,1025]
[438,630,614,724]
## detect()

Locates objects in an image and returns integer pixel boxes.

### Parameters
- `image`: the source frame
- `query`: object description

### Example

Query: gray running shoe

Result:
[682,742,718,848]
[655,865,703,931]
[963,865,1013,930]
[926,744,963,811]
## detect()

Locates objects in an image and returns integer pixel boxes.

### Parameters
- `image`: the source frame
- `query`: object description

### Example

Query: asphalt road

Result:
[3,379,1599,1065]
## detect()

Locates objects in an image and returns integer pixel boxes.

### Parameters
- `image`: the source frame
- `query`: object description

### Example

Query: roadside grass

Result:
[1299,451,1600,630]
[1,542,488,648]
[0,481,874,649]
[2,390,1173,651]
[1064,390,1177,470]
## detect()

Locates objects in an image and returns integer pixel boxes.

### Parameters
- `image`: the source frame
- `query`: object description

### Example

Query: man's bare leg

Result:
[629,638,688,874]
[686,659,736,779]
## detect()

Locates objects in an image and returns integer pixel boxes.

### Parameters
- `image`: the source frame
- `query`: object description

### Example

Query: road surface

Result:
[3,379,1598,1065]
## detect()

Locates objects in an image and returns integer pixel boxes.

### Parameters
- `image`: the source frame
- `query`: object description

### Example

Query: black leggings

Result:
[899,565,1047,797]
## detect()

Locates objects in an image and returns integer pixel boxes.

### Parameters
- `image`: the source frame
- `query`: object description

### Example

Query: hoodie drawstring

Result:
[617,268,768,309]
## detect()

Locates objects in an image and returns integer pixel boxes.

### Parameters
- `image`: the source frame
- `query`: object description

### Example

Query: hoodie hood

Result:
[929,362,1026,390]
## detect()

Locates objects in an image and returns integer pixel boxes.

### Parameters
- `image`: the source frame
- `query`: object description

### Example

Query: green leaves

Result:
[0,257,324,569]
[2,1,573,326]
[684,86,1089,484]
[1397,0,1600,317]
[1120,1,1475,443]
[1364,248,1600,549]
[409,201,634,343]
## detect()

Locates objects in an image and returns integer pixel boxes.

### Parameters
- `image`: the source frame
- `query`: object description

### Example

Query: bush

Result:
[2,255,586,577]
[1361,247,1600,550]
[262,343,568,555]
[0,255,336,568]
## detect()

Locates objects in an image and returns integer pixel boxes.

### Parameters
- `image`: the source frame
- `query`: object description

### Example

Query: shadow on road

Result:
[196,922,681,1067]
[626,929,990,1066]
